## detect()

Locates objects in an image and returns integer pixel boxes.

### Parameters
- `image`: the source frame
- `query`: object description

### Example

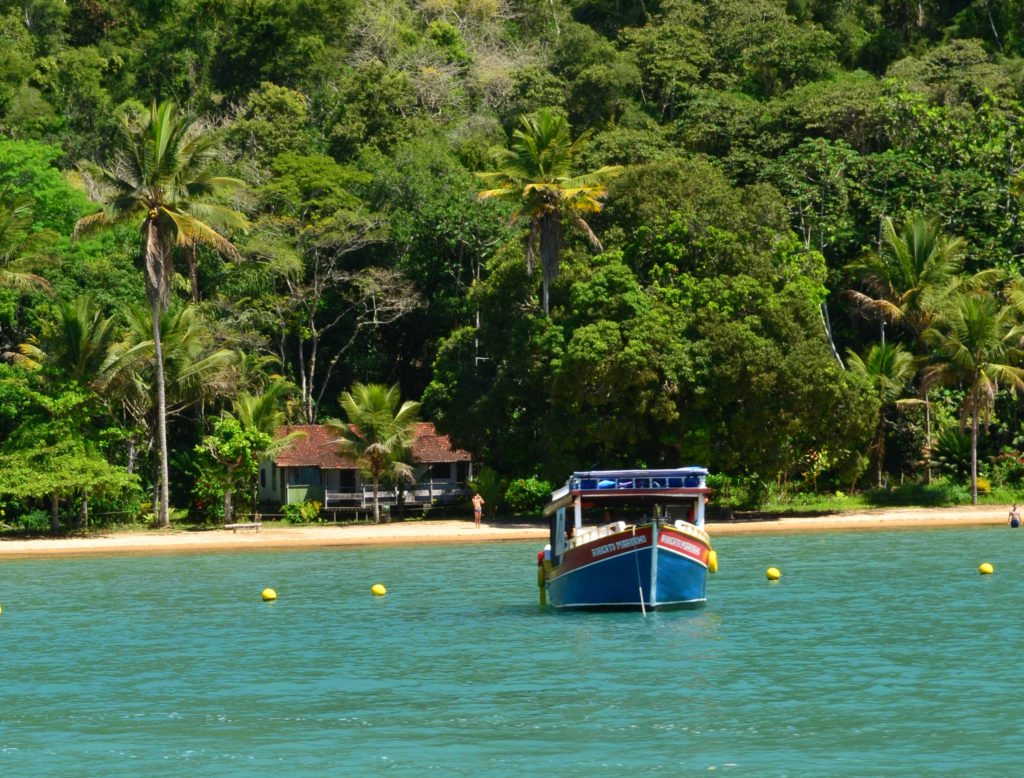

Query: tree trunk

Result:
[50,490,60,531]
[224,482,233,524]
[970,400,979,506]
[152,295,171,527]
[372,476,381,523]
[876,433,884,489]
[924,390,932,485]
[78,493,89,529]
[188,240,200,303]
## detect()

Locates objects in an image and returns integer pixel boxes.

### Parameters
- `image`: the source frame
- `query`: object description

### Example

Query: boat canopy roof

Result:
[543,467,710,516]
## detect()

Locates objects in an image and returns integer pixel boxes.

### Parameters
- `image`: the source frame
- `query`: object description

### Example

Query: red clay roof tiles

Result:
[274,422,470,468]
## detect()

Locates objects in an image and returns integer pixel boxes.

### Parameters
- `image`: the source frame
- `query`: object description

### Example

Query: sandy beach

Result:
[0,504,1014,559]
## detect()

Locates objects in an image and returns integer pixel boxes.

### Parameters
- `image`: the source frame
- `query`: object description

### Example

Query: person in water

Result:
[1010,504,1021,528]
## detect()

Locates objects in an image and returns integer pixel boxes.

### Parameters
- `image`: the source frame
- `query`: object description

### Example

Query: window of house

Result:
[430,463,450,479]
[288,467,322,485]
[260,468,266,488]
[456,462,469,483]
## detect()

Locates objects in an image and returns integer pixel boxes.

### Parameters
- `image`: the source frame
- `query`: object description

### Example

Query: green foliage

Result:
[863,480,971,507]
[503,477,554,514]
[933,428,973,480]
[281,500,323,524]
[191,473,226,522]
[0,364,142,525]
[9,0,1024,519]
[0,138,91,232]
[193,416,273,522]
[989,450,1024,488]
[226,82,321,171]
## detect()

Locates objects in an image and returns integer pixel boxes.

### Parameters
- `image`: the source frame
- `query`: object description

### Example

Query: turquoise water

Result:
[1,527,1023,776]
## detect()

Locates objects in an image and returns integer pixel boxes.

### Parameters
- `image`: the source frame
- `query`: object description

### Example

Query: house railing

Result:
[323,480,470,509]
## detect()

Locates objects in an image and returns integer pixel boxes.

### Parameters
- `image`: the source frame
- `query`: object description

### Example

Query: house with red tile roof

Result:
[257,422,473,512]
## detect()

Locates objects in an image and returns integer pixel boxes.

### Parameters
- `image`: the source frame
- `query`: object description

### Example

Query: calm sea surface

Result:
[1,527,1023,776]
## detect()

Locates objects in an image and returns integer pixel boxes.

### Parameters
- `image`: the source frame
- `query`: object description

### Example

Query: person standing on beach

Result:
[1010,504,1021,528]
[472,493,485,528]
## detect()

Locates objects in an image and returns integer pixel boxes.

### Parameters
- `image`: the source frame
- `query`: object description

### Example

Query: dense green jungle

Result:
[4,0,1024,530]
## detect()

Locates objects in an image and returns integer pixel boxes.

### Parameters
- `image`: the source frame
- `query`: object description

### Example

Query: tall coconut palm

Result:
[846,342,922,488]
[845,212,978,483]
[73,100,246,526]
[922,291,1024,504]
[0,195,53,293]
[324,383,420,523]
[477,110,621,315]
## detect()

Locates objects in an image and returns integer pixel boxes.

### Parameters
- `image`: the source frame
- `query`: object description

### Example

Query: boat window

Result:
[636,478,650,488]
[580,479,598,490]
[684,476,700,487]
[650,479,663,488]
[598,479,615,488]
[668,477,683,487]
[617,479,633,488]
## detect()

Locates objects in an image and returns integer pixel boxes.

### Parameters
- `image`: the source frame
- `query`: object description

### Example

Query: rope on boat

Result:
[633,541,646,617]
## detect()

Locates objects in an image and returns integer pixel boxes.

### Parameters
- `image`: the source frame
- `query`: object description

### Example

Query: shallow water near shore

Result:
[1,526,1023,776]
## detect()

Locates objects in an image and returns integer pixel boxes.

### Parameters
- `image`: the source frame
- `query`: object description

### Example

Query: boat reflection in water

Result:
[538,468,715,611]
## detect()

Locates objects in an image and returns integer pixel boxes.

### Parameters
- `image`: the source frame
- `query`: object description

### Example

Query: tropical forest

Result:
[4,0,1024,530]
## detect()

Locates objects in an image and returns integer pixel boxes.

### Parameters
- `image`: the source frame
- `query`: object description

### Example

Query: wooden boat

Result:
[538,468,715,611]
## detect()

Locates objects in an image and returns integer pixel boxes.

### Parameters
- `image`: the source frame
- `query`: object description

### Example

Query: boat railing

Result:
[571,473,706,491]
[567,518,710,549]
[670,519,710,544]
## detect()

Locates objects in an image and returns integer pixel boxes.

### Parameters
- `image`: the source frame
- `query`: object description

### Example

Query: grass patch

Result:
[757,481,1024,514]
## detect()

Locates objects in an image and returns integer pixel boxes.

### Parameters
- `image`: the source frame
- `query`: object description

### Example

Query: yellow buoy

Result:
[262,588,277,601]
[371,583,387,596]
[766,566,781,580]
[979,562,994,575]
[707,549,719,574]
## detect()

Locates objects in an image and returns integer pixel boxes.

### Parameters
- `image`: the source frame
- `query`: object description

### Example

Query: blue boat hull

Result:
[545,526,708,611]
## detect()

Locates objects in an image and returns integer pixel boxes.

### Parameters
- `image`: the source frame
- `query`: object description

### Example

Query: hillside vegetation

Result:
[3,0,1024,525]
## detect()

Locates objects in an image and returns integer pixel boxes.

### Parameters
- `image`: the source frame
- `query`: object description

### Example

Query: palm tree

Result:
[0,195,53,293]
[846,213,968,340]
[234,377,297,435]
[10,294,124,527]
[324,383,421,523]
[207,378,305,522]
[73,100,246,526]
[13,295,118,382]
[845,212,976,483]
[477,110,621,315]
[922,291,1024,504]
[846,342,922,488]
[104,303,237,494]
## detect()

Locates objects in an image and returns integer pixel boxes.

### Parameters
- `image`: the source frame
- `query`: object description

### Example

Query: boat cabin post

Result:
[551,507,566,563]
[695,492,705,529]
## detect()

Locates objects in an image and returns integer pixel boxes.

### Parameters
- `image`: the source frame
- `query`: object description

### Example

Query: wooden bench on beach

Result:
[224,522,262,533]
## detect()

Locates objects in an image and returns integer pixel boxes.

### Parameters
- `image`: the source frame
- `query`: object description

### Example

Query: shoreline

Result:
[0,504,1014,559]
